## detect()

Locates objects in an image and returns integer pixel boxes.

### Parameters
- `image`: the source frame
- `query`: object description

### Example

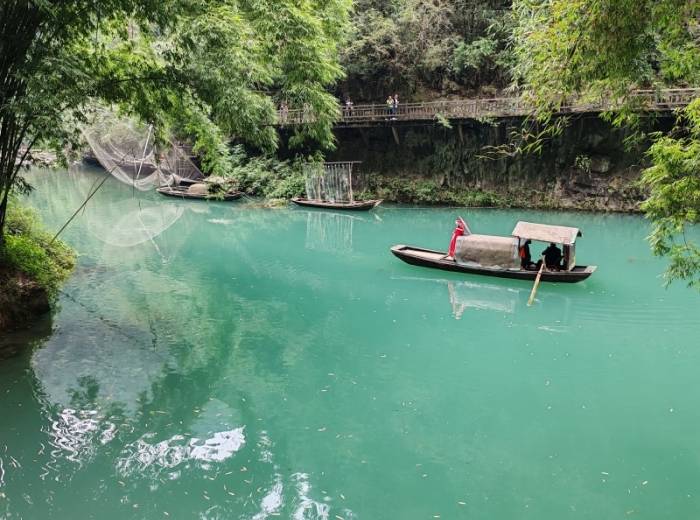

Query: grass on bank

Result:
[0,202,75,299]
[357,176,507,207]
[228,148,506,208]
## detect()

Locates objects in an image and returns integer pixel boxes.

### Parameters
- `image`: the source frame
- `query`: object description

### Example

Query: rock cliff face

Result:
[306,114,673,211]
[0,266,50,332]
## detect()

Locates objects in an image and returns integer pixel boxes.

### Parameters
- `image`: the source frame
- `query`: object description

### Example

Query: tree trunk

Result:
[0,189,8,248]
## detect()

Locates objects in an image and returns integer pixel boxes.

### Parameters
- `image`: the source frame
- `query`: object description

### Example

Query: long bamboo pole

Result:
[527,256,546,306]
[49,174,109,244]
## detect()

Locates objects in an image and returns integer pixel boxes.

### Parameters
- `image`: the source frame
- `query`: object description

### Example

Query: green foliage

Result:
[575,154,592,174]
[452,38,497,75]
[361,175,505,206]
[435,114,453,129]
[451,10,515,88]
[0,203,75,299]
[228,146,306,200]
[0,0,351,238]
[641,99,700,289]
[511,0,700,286]
[340,0,512,99]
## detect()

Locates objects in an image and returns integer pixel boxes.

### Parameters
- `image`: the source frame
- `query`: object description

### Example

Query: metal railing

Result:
[275,88,700,127]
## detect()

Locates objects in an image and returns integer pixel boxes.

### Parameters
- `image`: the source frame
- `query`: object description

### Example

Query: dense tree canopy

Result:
[340,0,512,100]
[512,0,700,108]
[511,0,700,288]
[0,0,350,241]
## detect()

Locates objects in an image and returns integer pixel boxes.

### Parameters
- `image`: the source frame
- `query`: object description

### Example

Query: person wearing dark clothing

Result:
[542,242,563,270]
[519,239,534,269]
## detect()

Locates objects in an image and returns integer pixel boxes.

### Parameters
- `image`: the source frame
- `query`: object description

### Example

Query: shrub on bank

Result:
[360,175,507,207]
[226,148,509,207]
[1,203,75,299]
[228,146,306,200]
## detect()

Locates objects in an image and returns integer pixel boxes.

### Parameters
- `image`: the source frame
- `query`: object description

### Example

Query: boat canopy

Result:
[511,221,582,245]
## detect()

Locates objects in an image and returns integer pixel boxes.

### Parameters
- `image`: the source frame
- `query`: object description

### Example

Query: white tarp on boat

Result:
[455,234,520,269]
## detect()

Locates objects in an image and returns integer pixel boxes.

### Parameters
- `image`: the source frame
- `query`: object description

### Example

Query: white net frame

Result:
[303,162,361,202]
[83,110,204,191]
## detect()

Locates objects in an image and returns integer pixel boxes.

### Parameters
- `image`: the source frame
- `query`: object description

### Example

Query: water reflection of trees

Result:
[21,175,635,518]
[19,171,611,519]
[13,171,359,518]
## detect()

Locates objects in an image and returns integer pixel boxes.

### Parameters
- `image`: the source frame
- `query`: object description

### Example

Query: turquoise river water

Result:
[1,167,699,519]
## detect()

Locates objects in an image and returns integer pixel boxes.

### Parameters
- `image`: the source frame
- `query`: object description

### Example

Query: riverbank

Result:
[0,265,51,331]
[276,114,670,212]
[0,203,75,332]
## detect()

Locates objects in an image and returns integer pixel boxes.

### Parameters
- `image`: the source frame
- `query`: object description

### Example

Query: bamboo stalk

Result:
[528,256,546,306]
[50,174,109,244]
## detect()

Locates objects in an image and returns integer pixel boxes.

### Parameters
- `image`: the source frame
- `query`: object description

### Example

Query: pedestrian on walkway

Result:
[344,96,354,119]
[279,101,289,125]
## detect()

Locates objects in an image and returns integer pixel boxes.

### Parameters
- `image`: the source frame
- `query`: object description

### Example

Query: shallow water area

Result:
[1,166,699,519]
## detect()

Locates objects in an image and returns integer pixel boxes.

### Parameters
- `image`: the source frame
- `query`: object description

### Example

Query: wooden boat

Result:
[391,221,597,283]
[156,186,242,201]
[291,198,382,211]
[391,245,595,283]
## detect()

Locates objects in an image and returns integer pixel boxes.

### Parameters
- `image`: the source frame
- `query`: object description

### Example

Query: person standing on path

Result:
[392,94,399,120]
[344,96,354,119]
[386,95,394,119]
[279,101,289,125]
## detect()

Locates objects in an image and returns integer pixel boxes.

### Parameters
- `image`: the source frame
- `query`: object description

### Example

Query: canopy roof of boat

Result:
[511,221,582,245]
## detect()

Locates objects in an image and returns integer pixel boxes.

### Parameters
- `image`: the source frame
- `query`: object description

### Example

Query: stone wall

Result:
[282,114,673,211]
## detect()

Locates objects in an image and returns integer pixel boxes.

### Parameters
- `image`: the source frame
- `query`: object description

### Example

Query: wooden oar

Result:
[527,256,546,306]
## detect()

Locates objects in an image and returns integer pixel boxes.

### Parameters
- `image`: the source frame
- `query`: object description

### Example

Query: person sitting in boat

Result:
[519,239,535,270]
[542,242,563,270]
[446,217,470,260]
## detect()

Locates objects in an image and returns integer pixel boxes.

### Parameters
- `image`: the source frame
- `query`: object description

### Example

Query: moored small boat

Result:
[157,185,242,201]
[391,221,597,283]
[291,198,382,211]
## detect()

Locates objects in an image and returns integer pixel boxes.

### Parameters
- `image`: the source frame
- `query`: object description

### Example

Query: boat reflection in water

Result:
[304,210,360,254]
[447,279,519,318]
[395,275,575,322]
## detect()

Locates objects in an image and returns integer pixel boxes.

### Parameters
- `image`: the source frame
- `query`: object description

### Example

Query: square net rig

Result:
[302,161,362,203]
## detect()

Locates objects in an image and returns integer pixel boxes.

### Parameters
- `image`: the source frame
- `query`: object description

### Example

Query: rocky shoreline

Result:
[15,149,59,169]
[0,265,51,333]
[279,114,670,213]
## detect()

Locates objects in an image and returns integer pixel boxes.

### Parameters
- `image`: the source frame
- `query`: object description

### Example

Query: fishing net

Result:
[83,111,204,191]
[303,162,357,202]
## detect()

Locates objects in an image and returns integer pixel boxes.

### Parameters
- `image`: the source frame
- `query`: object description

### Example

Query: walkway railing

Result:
[275,88,700,127]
